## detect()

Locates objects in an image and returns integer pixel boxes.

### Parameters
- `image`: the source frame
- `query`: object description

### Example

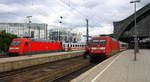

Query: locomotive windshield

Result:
[11,41,21,45]
[89,40,106,45]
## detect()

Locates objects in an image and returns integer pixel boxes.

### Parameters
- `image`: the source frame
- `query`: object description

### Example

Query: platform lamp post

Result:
[26,16,32,56]
[130,0,140,61]
[59,16,63,41]
[86,19,89,46]
[26,16,32,37]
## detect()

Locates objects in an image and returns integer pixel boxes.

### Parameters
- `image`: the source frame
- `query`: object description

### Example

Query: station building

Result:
[48,28,82,43]
[113,3,150,48]
[0,23,48,39]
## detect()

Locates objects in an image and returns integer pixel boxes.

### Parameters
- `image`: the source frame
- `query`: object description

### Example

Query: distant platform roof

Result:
[113,3,150,40]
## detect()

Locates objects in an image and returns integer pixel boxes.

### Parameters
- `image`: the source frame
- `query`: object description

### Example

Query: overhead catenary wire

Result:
[7,0,102,29]
[57,0,105,28]
[23,0,100,29]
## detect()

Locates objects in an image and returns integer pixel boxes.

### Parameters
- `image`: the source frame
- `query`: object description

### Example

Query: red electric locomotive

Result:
[8,38,63,56]
[8,38,86,56]
[88,36,128,61]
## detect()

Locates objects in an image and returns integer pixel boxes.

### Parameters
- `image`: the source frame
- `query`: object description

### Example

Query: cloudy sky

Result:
[0,0,149,36]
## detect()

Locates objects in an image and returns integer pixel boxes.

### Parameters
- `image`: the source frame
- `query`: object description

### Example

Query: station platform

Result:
[71,49,150,82]
[0,50,85,73]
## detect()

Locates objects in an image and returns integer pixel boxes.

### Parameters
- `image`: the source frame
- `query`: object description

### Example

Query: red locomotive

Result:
[8,38,86,56]
[87,36,128,61]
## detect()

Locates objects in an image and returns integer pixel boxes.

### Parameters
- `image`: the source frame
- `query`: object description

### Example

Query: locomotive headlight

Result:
[99,47,105,50]
[91,47,97,49]
[9,47,19,50]
[15,48,19,50]
[9,47,15,50]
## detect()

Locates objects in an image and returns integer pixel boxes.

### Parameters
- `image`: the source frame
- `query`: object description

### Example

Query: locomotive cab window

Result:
[11,41,21,45]
[99,40,106,45]
[89,40,106,45]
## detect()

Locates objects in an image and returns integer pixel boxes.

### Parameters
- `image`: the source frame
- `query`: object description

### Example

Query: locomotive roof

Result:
[91,36,111,39]
[13,38,56,42]
[31,39,56,42]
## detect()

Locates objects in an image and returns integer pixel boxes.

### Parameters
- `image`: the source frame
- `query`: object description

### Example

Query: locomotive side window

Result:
[11,41,21,45]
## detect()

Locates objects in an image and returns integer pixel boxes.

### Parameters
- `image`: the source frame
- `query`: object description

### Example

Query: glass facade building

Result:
[0,23,48,39]
[49,28,82,43]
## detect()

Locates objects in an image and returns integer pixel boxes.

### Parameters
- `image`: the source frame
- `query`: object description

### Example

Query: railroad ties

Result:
[0,55,90,82]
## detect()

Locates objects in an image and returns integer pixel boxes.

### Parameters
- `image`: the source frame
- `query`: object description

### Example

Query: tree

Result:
[0,30,17,53]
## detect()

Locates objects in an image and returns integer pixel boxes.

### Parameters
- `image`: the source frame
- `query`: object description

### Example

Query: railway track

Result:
[0,56,90,82]
[51,58,103,82]
[0,55,9,58]
[51,63,97,82]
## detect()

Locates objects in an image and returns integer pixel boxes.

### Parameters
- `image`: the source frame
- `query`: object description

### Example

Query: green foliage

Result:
[0,30,17,52]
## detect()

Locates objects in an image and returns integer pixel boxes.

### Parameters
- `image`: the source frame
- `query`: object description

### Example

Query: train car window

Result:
[11,41,21,45]
[121,44,127,47]
[112,38,117,41]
